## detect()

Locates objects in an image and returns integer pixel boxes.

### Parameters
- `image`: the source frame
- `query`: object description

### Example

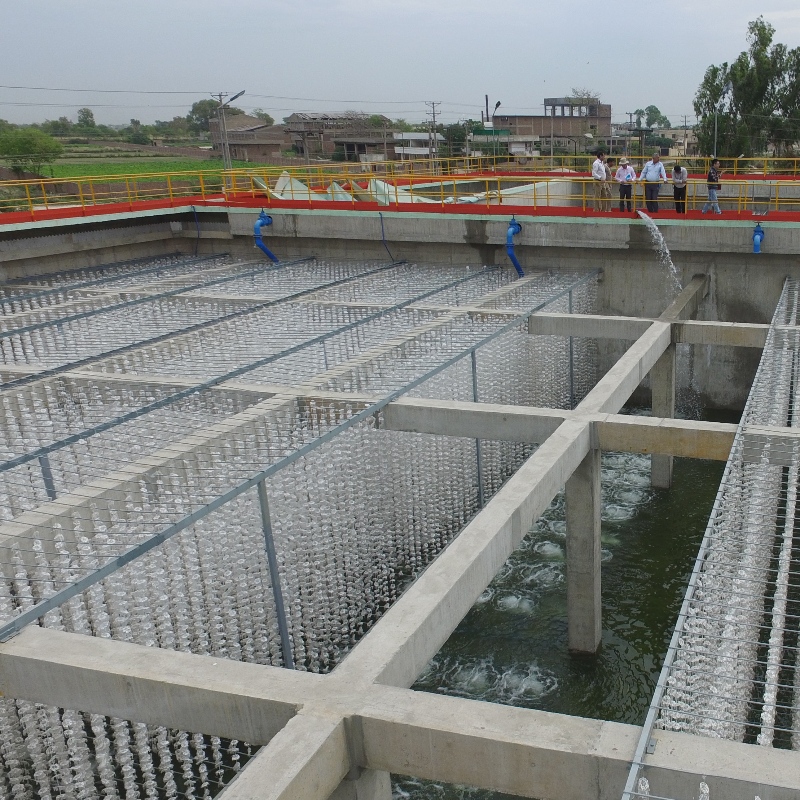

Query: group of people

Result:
[591,152,723,215]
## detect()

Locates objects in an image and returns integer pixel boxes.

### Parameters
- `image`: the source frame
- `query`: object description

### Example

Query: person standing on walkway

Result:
[591,151,608,211]
[702,159,722,214]
[672,162,688,214]
[639,151,667,213]
[615,157,637,212]
[602,157,614,211]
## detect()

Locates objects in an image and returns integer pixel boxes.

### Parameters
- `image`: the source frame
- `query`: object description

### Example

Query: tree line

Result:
[694,17,800,157]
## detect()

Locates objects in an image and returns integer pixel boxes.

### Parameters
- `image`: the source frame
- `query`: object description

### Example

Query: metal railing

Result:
[3,162,800,220]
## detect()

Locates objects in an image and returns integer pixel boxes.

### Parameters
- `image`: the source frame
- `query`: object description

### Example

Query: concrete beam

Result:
[217,713,349,800]
[650,344,676,488]
[526,312,770,349]
[642,729,800,800]
[338,419,592,688]
[528,312,652,340]
[659,274,709,322]
[382,398,739,461]
[565,447,602,653]
[358,687,636,800]
[5,627,799,800]
[674,320,768,348]
[382,398,566,443]
[0,626,309,744]
[578,322,672,414]
[594,416,736,461]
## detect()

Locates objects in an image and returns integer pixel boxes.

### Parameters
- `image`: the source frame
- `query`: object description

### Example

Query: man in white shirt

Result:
[591,151,608,211]
[615,158,637,212]
[639,151,667,213]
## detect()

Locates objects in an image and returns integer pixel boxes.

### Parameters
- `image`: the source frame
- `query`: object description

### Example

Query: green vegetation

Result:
[251,109,275,126]
[0,128,63,175]
[634,106,672,129]
[695,17,800,156]
[48,158,252,179]
[186,99,243,134]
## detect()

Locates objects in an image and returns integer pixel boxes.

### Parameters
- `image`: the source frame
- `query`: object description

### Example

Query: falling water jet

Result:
[637,211,681,294]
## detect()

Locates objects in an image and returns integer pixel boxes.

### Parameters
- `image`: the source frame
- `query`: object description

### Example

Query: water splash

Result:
[637,777,650,796]
[637,211,681,294]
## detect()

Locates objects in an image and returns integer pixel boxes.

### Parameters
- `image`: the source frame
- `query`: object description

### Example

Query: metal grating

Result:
[0,252,600,800]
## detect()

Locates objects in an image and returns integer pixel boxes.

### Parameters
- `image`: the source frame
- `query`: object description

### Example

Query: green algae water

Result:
[393,452,726,800]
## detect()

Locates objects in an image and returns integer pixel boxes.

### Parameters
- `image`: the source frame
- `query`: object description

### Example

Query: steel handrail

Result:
[3,167,800,219]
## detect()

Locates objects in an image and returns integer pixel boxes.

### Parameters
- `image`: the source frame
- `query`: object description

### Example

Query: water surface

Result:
[393,452,726,799]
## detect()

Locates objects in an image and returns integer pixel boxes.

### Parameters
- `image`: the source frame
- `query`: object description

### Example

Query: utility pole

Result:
[714,112,717,157]
[625,111,635,157]
[212,90,245,178]
[425,100,441,171]
[682,115,689,157]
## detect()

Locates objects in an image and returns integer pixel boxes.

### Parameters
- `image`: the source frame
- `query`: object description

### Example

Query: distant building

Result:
[209,115,291,162]
[393,132,446,160]
[599,124,699,158]
[469,128,540,158]
[494,97,612,154]
[285,113,392,159]
[656,127,699,157]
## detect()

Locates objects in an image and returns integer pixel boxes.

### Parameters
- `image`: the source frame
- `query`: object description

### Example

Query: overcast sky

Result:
[2,0,800,128]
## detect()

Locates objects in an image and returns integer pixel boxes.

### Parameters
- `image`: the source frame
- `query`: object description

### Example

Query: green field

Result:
[48,158,253,179]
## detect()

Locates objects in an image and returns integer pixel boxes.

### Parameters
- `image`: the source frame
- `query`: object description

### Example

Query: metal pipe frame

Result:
[0,268,597,640]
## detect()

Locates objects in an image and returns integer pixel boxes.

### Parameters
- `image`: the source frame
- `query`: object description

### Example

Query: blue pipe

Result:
[753,223,765,254]
[379,212,396,261]
[254,210,280,262]
[506,217,524,277]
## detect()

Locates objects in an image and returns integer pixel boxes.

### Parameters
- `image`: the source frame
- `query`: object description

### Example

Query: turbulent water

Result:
[637,211,682,295]
[392,444,726,800]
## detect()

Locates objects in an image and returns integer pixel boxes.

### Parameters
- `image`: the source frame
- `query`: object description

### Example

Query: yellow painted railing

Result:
[2,166,800,219]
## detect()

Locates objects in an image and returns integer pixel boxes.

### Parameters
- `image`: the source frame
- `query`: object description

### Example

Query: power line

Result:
[0,85,206,95]
[0,84,436,105]
[0,102,199,109]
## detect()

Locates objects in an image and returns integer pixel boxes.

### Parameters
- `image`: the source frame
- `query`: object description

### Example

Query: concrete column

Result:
[565,447,602,654]
[329,770,391,800]
[650,344,676,488]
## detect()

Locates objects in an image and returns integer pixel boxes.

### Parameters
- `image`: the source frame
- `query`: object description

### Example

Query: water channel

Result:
[393,415,731,800]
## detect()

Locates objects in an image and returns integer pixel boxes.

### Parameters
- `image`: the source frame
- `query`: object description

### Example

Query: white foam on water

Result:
[532,541,564,559]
